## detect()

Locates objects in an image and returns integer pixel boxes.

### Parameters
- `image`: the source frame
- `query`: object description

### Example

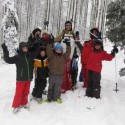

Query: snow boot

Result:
[92,88,101,99]
[13,107,21,114]
[56,98,62,104]
[86,87,92,97]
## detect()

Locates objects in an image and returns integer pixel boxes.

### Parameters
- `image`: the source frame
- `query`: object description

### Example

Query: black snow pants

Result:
[32,78,47,98]
[86,70,101,99]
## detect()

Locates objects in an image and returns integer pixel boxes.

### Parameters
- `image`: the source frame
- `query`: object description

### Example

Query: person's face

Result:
[93,30,98,36]
[65,23,72,31]
[56,49,62,54]
[95,44,101,49]
[40,51,45,57]
[42,33,47,38]
[22,47,28,52]
[35,31,41,38]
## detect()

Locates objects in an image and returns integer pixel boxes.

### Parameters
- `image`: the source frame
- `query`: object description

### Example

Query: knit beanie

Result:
[53,43,63,51]
[32,28,41,36]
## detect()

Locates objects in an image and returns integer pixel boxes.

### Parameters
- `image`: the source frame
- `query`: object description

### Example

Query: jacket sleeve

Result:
[102,51,114,61]
[46,44,54,59]
[54,32,63,42]
[2,47,17,64]
[64,45,71,60]
[75,42,83,52]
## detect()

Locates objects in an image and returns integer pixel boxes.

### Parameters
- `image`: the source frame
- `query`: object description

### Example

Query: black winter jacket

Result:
[2,48,34,81]
[34,55,49,79]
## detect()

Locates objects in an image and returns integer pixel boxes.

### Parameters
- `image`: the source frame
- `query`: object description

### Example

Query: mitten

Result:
[1,43,7,51]
[63,39,70,46]
[111,45,119,56]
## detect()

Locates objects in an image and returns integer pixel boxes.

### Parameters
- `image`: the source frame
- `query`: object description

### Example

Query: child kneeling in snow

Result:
[1,42,34,113]
[86,39,118,99]
[45,41,71,103]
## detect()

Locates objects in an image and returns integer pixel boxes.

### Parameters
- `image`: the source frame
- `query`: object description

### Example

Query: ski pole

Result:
[113,53,119,93]
[78,24,99,39]
[113,41,119,93]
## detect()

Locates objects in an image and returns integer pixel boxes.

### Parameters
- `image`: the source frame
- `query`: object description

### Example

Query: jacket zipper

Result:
[25,54,30,80]
[21,68,23,77]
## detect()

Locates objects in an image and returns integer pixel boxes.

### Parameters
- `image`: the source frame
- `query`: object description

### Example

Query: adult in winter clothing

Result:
[31,47,49,102]
[55,21,79,93]
[77,39,93,88]
[75,28,101,88]
[1,42,34,113]
[86,39,118,99]
[45,40,71,103]
[27,28,54,58]
[27,28,42,57]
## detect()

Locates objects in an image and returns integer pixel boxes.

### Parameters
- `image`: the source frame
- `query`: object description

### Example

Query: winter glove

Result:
[111,45,119,56]
[73,54,79,59]
[63,38,70,46]
[1,43,7,51]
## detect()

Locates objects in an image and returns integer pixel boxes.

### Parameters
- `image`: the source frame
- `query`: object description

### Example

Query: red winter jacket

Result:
[81,40,93,64]
[87,50,114,73]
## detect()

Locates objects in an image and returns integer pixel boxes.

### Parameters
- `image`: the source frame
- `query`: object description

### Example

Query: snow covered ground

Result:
[0,41,125,125]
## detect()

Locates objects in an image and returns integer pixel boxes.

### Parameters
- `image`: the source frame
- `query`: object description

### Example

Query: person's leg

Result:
[47,75,54,101]
[92,71,101,99]
[82,64,88,88]
[86,70,93,97]
[22,81,31,105]
[32,78,38,97]
[12,81,25,108]
[53,75,63,101]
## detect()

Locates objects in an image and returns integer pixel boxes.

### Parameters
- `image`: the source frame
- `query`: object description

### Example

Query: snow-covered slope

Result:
[0,41,125,125]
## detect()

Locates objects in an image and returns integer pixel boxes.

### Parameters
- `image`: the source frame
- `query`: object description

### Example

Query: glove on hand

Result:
[63,39,70,46]
[111,45,119,56]
[1,43,7,50]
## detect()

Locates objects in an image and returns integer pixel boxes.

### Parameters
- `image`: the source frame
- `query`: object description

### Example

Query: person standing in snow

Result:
[1,42,34,113]
[75,28,101,88]
[54,21,79,93]
[86,39,118,99]
[44,40,71,103]
[31,47,49,102]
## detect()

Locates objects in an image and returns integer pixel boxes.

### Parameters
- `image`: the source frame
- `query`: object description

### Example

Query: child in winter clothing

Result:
[75,28,101,88]
[86,39,118,99]
[55,21,79,92]
[46,41,71,103]
[1,42,34,113]
[32,47,49,102]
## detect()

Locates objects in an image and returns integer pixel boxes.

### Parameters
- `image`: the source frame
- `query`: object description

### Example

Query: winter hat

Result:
[94,39,103,47]
[19,42,28,51]
[42,30,48,35]
[90,28,99,39]
[53,43,63,51]
[90,28,99,33]
[32,28,41,36]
